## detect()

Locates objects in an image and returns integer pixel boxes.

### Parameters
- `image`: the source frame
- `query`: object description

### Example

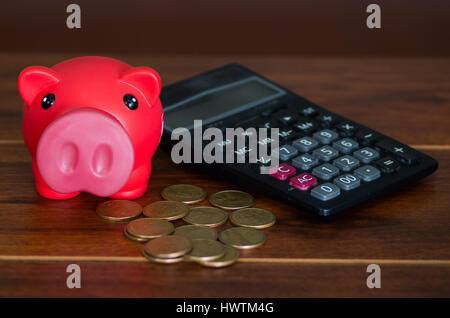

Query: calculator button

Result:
[293,120,318,134]
[234,145,255,162]
[236,128,257,140]
[270,163,296,181]
[332,138,359,154]
[214,138,233,148]
[257,135,276,145]
[375,139,418,165]
[289,173,317,191]
[255,154,273,166]
[312,129,339,144]
[292,136,319,152]
[253,155,274,173]
[312,163,340,180]
[259,119,276,129]
[336,122,356,137]
[375,157,401,174]
[260,109,274,118]
[315,114,337,127]
[354,165,381,182]
[333,174,361,191]
[312,145,339,162]
[333,155,360,172]
[299,106,318,117]
[273,145,298,161]
[310,183,341,201]
[356,129,377,146]
[277,128,298,142]
[353,147,379,163]
[291,153,319,170]
[277,114,297,125]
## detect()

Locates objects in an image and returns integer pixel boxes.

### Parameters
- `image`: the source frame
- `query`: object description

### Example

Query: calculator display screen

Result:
[163,76,285,129]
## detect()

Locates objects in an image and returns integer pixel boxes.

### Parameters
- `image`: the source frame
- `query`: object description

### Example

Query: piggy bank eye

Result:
[41,93,55,109]
[123,94,138,110]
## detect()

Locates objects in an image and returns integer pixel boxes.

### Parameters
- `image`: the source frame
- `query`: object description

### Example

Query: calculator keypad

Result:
[332,138,359,154]
[230,102,413,203]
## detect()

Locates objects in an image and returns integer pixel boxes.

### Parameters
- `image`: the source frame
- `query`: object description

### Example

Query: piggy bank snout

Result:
[36,109,135,197]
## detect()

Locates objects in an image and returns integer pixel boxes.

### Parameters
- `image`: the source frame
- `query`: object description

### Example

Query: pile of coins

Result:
[96,184,276,268]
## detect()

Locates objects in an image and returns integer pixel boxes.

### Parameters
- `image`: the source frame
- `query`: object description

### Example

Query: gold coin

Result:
[229,208,276,229]
[219,227,266,249]
[174,225,218,240]
[161,184,207,204]
[208,190,255,210]
[96,200,142,222]
[183,206,228,227]
[124,228,148,242]
[184,239,225,262]
[143,201,189,220]
[198,245,239,268]
[143,235,192,259]
[125,218,174,241]
[142,250,184,264]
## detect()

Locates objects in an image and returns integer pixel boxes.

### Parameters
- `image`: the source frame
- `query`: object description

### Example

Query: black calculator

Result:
[160,64,438,216]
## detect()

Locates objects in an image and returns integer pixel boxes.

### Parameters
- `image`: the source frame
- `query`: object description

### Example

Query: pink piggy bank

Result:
[18,56,164,200]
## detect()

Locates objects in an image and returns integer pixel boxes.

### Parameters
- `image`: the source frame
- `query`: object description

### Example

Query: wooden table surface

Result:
[0,54,449,297]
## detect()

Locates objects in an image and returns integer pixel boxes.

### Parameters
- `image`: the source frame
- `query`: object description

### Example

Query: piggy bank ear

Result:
[18,66,60,105]
[119,67,161,106]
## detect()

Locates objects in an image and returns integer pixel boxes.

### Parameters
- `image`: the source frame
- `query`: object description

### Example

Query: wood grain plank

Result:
[0,144,448,260]
[1,54,449,144]
[2,255,450,266]
[0,261,448,297]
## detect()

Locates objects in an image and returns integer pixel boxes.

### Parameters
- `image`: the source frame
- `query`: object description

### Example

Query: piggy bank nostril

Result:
[35,107,136,197]
[92,144,113,177]
[58,142,78,174]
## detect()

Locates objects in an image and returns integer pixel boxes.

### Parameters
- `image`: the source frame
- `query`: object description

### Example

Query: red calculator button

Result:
[289,173,317,191]
[270,163,296,181]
